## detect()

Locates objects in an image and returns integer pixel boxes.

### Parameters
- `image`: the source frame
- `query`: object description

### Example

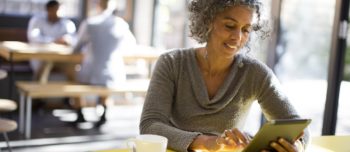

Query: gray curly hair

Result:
[188,0,268,44]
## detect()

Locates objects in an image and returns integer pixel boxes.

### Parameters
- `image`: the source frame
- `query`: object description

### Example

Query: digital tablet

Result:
[242,119,311,152]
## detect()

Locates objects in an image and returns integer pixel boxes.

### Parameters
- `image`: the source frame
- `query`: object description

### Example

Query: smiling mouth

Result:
[225,43,238,49]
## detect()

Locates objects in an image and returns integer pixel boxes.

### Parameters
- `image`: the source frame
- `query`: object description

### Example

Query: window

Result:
[152,0,187,49]
[0,0,81,18]
[277,0,336,135]
[336,3,350,135]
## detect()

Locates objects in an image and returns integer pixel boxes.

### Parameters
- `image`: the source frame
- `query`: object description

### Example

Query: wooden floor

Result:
[0,101,143,152]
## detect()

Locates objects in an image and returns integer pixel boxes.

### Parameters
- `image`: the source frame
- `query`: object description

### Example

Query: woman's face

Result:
[207,5,254,58]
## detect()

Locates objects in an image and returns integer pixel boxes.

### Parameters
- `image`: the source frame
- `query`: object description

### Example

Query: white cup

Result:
[127,134,168,152]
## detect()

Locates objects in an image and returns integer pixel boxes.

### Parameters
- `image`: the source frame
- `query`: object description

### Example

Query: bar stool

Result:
[0,99,17,112]
[0,69,17,152]
[0,70,7,80]
[0,99,17,152]
[0,119,17,152]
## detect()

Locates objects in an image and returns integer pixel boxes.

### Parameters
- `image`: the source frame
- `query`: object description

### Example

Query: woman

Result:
[140,0,309,151]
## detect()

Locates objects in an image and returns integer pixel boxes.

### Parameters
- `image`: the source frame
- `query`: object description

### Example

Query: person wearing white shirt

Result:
[27,0,76,45]
[27,0,77,80]
[73,0,137,127]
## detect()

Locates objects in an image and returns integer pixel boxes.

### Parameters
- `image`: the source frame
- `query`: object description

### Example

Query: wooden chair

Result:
[0,70,18,152]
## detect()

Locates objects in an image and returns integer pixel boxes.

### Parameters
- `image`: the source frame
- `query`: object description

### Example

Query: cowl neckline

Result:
[187,48,246,113]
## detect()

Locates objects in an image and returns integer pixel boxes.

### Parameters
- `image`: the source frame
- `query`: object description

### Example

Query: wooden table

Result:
[123,52,159,63]
[97,149,174,152]
[0,41,81,62]
[0,41,83,98]
[122,46,161,78]
[96,135,350,152]
[306,135,350,152]
[0,41,160,82]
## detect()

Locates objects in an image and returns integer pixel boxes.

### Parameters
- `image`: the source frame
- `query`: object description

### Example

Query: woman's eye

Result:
[242,28,252,33]
[225,25,235,29]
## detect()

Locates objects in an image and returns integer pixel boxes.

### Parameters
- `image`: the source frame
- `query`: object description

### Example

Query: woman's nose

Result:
[230,29,242,41]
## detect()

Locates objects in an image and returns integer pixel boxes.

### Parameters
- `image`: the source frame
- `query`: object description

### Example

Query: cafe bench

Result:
[16,80,149,139]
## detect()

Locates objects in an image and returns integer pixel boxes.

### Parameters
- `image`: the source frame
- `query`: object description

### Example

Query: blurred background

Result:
[0,0,349,151]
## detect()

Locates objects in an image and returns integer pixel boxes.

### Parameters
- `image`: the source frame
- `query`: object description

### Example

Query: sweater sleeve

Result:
[256,66,299,120]
[255,63,310,148]
[139,53,201,152]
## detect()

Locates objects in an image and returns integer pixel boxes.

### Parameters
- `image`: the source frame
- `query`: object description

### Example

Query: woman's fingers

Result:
[270,142,288,152]
[270,138,299,152]
[224,130,240,146]
[232,128,249,146]
[219,128,250,148]
[277,138,298,152]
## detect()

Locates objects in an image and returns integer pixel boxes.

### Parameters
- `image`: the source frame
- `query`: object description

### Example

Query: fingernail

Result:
[271,142,277,147]
[279,138,284,142]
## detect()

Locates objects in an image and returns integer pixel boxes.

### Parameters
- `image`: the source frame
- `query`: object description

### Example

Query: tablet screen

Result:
[242,119,311,152]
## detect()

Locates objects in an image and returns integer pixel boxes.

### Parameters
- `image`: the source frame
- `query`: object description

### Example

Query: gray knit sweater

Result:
[140,48,308,152]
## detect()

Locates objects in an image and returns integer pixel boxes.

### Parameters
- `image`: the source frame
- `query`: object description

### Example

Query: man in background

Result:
[73,0,137,127]
[27,0,76,81]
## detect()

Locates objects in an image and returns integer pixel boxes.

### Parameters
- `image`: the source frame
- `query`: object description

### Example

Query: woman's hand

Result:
[260,138,301,152]
[189,128,251,152]
[189,135,221,152]
[261,136,304,152]
[216,128,251,151]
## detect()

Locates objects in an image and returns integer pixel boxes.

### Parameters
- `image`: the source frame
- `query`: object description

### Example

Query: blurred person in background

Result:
[27,0,77,81]
[72,0,137,127]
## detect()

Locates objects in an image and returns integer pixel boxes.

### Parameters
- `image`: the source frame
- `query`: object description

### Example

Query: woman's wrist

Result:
[189,135,220,151]
[189,135,205,150]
